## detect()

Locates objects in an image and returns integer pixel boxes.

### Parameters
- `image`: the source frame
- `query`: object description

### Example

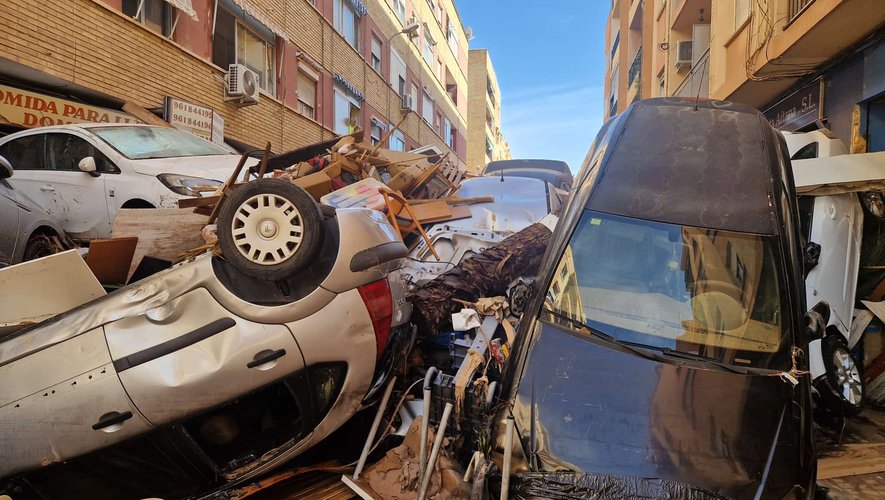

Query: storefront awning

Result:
[162,0,198,21]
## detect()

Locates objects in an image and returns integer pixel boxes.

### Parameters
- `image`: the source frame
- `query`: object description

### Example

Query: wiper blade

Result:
[541,308,656,362]
[620,341,748,374]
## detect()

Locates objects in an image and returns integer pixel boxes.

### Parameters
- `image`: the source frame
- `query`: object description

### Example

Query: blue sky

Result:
[456,2,610,172]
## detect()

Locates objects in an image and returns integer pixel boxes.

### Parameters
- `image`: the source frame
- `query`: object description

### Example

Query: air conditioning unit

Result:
[401,94,414,111]
[676,40,693,69]
[225,64,260,105]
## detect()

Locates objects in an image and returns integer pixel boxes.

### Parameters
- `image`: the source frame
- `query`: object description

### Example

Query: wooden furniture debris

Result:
[85,237,139,286]
[111,208,208,280]
[381,188,440,261]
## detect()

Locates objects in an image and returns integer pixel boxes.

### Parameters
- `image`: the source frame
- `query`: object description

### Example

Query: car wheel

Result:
[820,338,864,416]
[217,178,324,280]
[23,234,57,262]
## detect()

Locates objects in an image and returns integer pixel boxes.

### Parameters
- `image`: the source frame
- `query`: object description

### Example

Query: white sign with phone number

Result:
[163,96,224,145]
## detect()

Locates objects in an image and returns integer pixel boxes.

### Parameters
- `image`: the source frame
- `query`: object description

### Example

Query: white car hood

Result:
[130,154,258,182]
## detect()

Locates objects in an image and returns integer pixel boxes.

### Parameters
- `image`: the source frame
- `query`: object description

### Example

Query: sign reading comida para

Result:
[0,84,137,128]
[163,96,225,145]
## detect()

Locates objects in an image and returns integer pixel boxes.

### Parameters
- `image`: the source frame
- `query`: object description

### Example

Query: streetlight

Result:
[383,21,421,148]
[386,22,421,45]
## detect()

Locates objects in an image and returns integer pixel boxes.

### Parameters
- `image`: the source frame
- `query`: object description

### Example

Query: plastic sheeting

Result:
[510,472,729,500]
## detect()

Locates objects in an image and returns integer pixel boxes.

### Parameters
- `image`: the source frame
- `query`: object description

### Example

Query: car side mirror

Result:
[0,155,12,179]
[804,300,830,342]
[78,156,100,177]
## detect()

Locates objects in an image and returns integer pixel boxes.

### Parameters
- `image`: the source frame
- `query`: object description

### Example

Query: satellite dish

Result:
[465,26,474,41]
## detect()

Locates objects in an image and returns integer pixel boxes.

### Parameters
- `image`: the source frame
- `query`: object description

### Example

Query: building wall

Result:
[0,0,475,168]
[466,48,507,173]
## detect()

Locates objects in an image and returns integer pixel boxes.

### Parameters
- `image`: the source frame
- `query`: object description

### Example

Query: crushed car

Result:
[0,178,413,499]
[489,98,824,499]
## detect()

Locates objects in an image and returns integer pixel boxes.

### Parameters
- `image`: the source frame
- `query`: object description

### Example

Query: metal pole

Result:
[418,402,452,500]
[418,367,438,488]
[353,375,397,481]
[500,416,514,500]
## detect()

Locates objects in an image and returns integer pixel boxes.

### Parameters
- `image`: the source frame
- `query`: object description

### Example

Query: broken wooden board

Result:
[409,200,452,223]
[86,237,139,286]
[0,250,105,337]
[818,443,885,479]
[111,208,208,280]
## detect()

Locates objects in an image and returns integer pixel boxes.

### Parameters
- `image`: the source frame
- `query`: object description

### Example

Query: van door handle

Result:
[92,411,133,431]
[247,349,287,369]
[39,185,55,192]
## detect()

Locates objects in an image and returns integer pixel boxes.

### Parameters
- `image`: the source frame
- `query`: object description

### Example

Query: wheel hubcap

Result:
[833,348,863,406]
[231,193,304,266]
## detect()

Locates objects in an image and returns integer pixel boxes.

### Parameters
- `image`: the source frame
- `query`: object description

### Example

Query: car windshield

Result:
[91,126,230,160]
[546,210,789,369]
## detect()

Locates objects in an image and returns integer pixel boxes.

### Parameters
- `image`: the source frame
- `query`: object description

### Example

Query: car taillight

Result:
[358,279,393,360]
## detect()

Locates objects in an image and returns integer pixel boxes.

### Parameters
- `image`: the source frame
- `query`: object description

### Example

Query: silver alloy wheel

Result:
[231,193,304,266]
[833,348,863,406]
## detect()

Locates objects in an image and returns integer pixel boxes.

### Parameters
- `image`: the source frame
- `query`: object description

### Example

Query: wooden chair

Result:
[379,188,440,261]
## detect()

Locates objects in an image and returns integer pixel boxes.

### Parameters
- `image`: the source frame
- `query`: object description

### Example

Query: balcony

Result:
[787,0,815,25]
[674,47,709,98]
[672,0,712,30]
[627,46,642,90]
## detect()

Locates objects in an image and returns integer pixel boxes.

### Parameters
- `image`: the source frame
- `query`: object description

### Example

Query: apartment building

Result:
[467,48,510,173]
[0,0,471,168]
[604,0,885,152]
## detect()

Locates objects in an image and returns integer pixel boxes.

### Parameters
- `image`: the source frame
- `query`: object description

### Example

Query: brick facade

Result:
[0,0,472,168]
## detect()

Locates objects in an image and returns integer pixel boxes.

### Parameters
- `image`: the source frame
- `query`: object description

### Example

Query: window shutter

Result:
[298,73,316,108]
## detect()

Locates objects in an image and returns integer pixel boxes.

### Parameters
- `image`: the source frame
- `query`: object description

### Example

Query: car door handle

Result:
[39,185,55,192]
[247,349,287,369]
[92,411,133,431]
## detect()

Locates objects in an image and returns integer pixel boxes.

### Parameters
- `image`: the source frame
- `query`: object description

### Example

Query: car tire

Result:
[23,234,57,262]
[818,337,864,417]
[217,178,324,281]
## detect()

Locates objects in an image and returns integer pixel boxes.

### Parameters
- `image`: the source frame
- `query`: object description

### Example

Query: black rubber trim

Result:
[350,241,408,272]
[113,318,237,373]
[247,348,287,368]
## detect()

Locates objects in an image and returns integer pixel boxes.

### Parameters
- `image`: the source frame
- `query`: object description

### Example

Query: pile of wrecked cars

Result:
[1,97,884,500]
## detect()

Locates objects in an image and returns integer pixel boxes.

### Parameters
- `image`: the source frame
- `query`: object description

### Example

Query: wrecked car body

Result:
[0,198,410,498]
[495,98,820,499]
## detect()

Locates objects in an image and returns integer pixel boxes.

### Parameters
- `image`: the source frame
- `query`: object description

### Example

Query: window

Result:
[734,0,750,30]
[446,19,459,55]
[0,134,45,170]
[212,8,276,94]
[392,0,406,23]
[658,75,666,97]
[297,70,318,120]
[390,130,405,151]
[370,118,385,146]
[390,48,407,95]
[422,24,435,67]
[409,83,419,112]
[443,117,452,148]
[122,0,170,36]
[46,134,116,173]
[422,91,433,123]
[334,83,362,135]
[91,126,230,160]
[371,35,383,73]
[334,0,361,50]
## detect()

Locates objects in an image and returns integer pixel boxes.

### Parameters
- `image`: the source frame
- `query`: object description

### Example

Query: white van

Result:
[0,124,256,240]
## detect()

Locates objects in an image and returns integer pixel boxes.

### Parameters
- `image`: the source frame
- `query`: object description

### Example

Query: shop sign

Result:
[0,84,137,128]
[763,79,823,131]
[163,96,224,144]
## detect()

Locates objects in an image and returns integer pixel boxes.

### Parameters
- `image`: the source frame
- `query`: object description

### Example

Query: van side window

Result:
[45,134,117,173]
[0,135,46,170]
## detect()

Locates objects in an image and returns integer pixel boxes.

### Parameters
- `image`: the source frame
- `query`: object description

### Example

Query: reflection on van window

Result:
[91,126,230,160]
[547,211,787,368]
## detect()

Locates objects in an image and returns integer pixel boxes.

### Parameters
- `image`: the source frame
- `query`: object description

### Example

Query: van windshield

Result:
[91,126,231,160]
[546,210,789,369]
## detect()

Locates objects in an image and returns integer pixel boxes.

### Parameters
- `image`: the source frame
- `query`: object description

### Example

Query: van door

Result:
[42,133,113,239]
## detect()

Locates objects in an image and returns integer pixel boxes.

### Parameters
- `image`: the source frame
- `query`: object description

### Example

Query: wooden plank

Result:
[409,200,452,223]
[85,237,139,286]
[818,443,885,479]
[178,195,220,209]
[122,101,172,127]
[111,208,208,280]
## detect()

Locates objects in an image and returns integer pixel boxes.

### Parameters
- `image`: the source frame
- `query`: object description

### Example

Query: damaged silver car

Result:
[0,179,412,499]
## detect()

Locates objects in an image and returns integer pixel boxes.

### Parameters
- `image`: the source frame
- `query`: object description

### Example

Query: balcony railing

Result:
[627,46,642,89]
[787,0,814,23]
